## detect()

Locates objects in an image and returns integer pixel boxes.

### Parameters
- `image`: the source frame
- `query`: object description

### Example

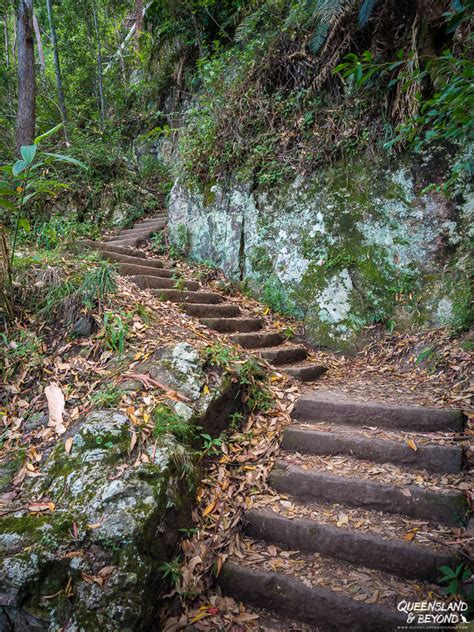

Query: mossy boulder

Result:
[0,343,243,630]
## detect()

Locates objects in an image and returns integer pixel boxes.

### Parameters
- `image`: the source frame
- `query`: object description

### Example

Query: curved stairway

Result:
[81,214,471,631]
[81,214,328,382]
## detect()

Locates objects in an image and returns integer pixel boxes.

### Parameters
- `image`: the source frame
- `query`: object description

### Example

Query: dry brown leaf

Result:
[406,438,417,452]
[64,437,73,454]
[45,383,66,435]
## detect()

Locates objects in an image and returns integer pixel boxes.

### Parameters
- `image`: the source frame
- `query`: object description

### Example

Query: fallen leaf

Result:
[45,383,66,434]
[406,438,417,452]
[202,500,216,517]
[64,437,73,454]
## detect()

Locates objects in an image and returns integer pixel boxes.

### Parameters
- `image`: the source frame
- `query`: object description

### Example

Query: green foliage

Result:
[438,563,473,604]
[40,261,117,322]
[103,311,127,353]
[335,15,474,191]
[199,433,223,456]
[90,385,125,408]
[203,343,237,369]
[81,262,118,310]
[159,557,183,586]
[152,405,196,443]
[0,330,44,382]
[236,357,274,413]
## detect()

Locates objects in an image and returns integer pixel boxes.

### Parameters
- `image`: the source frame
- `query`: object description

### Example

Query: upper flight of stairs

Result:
[80,214,328,382]
[218,392,470,631]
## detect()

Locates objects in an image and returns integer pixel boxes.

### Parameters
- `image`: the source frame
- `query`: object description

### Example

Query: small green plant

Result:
[200,433,224,456]
[90,385,125,408]
[203,343,237,369]
[0,329,43,381]
[178,526,198,538]
[152,405,196,443]
[236,357,274,413]
[80,261,117,310]
[151,231,166,255]
[229,411,244,432]
[103,312,128,353]
[159,557,183,586]
[172,274,187,291]
[439,562,473,602]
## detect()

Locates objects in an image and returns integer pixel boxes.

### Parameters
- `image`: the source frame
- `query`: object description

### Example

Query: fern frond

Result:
[358,0,377,26]
[309,23,330,53]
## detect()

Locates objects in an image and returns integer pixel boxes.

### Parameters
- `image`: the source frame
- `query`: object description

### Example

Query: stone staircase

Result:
[82,213,471,630]
[218,391,470,630]
[81,214,327,382]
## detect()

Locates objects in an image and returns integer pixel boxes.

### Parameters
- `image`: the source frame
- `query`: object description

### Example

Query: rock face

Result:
[168,155,472,349]
[0,343,241,631]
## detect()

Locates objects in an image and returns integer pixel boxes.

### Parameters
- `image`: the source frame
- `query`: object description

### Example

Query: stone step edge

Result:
[269,461,468,525]
[281,427,463,474]
[217,562,409,632]
[243,508,456,581]
[293,393,465,432]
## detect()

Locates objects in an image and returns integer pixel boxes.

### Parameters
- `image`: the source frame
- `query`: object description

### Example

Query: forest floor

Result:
[1,230,473,631]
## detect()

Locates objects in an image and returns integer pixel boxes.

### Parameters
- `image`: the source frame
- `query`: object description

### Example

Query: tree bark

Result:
[32,10,45,76]
[45,0,68,136]
[135,0,143,44]
[16,0,36,152]
[3,8,10,67]
[91,0,105,125]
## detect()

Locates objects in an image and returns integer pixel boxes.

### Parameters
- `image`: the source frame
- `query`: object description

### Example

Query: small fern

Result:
[358,0,378,26]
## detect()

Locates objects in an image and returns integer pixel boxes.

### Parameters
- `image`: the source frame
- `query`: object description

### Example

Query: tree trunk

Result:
[91,0,105,125]
[16,0,36,152]
[135,0,143,44]
[3,8,10,67]
[45,0,68,137]
[32,11,46,76]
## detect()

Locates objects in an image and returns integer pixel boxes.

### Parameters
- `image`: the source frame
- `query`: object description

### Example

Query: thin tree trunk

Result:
[135,0,143,44]
[32,11,45,76]
[16,0,35,152]
[45,0,68,137]
[91,0,105,125]
[3,8,10,67]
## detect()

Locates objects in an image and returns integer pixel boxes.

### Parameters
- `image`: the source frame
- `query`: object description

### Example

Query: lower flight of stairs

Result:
[217,391,470,631]
[80,214,328,382]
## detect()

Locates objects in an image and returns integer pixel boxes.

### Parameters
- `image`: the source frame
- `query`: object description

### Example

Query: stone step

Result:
[243,509,456,581]
[99,251,165,268]
[185,303,241,318]
[133,215,167,226]
[199,317,263,333]
[130,275,199,291]
[79,240,148,259]
[285,364,327,382]
[151,290,222,304]
[104,237,148,248]
[293,391,465,433]
[104,227,160,243]
[231,332,284,349]
[116,221,166,235]
[281,427,463,473]
[218,562,407,632]
[116,263,175,279]
[259,346,307,365]
[269,461,467,524]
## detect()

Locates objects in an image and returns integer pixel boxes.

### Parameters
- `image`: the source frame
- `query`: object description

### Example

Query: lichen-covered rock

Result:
[0,343,242,630]
[169,153,472,349]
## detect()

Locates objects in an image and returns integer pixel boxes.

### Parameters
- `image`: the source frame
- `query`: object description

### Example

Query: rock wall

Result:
[168,154,472,349]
